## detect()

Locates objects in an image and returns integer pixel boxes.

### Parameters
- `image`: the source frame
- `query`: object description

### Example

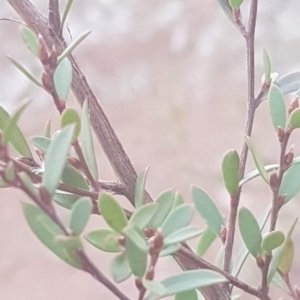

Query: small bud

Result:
[135,278,143,290]
[48,45,58,67]
[232,9,240,22]
[144,228,154,238]
[284,144,294,167]
[278,195,286,209]
[269,171,278,192]
[118,235,125,246]
[277,127,285,143]
[146,266,155,280]
[220,225,227,244]
[153,229,164,251]
[38,34,49,65]
[39,186,50,202]
[41,72,53,92]
[256,256,265,269]
[288,98,299,115]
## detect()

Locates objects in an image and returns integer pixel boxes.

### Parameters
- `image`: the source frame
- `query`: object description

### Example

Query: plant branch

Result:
[223,0,259,278]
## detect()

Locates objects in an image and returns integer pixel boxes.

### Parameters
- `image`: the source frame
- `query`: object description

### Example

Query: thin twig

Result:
[0,17,26,25]
[223,0,259,279]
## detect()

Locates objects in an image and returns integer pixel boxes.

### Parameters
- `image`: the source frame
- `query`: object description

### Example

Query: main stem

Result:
[223,0,258,277]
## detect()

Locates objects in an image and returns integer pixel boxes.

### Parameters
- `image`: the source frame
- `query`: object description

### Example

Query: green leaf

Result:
[42,125,74,196]
[31,136,51,153]
[221,150,240,195]
[240,164,278,186]
[22,203,81,268]
[276,72,300,95]
[268,84,287,131]
[53,57,72,101]
[129,203,158,230]
[245,136,269,183]
[81,101,98,180]
[271,271,288,290]
[233,204,271,276]
[145,270,227,300]
[172,192,184,210]
[192,186,225,237]
[289,107,300,129]
[175,289,198,300]
[70,197,92,235]
[21,26,38,56]
[135,168,149,208]
[262,231,285,253]
[7,56,43,88]
[164,226,202,246]
[61,108,81,142]
[58,31,91,64]
[85,229,122,252]
[62,165,89,190]
[229,0,244,9]
[238,207,262,257]
[143,280,167,296]
[99,193,128,233]
[279,161,300,203]
[44,119,51,138]
[263,49,271,84]
[18,172,38,198]
[268,219,297,283]
[0,105,32,158]
[149,190,175,230]
[161,204,194,237]
[278,238,294,275]
[53,192,80,209]
[61,0,75,31]
[124,226,147,277]
[111,253,132,283]
[196,226,217,257]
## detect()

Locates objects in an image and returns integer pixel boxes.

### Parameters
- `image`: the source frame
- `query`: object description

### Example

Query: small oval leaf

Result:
[263,49,271,84]
[21,26,38,56]
[99,193,128,233]
[31,136,51,153]
[61,108,81,142]
[70,197,92,235]
[276,72,300,95]
[135,168,149,208]
[85,229,122,252]
[221,149,240,195]
[262,231,285,253]
[129,203,158,230]
[164,226,202,246]
[111,253,132,283]
[196,226,217,257]
[278,238,294,275]
[53,57,72,101]
[62,165,89,190]
[268,84,287,131]
[192,186,225,237]
[289,107,300,129]
[238,207,262,257]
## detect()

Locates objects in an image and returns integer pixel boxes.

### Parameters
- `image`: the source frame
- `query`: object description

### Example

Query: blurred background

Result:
[1,0,300,299]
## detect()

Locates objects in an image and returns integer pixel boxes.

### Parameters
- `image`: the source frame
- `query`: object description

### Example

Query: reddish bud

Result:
[284,145,294,167]
[153,229,164,251]
[220,225,227,244]
[144,227,154,238]
[232,9,240,22]
[269,171,278,192]
[146,266,155,280]
[38,34,49,65]
[118,235,125,246]
[288,98,299,115]
[256,256,265,269]
[277,127,285,143]
[135,278,143,290]
[41,72,53,92]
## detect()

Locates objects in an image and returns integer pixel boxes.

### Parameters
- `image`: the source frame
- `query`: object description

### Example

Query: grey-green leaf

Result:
[263,49,271,84]
[81,100,98,180]
[21,26,38,56]
[61,0,75,31]
[85,229,122,252]
[192,186,225,237]
[245,136,269,183]
[161,204,194,237]
[42,125,74,196]
[196,226,217,257]
[53,192,80,210]
[53,57,72,101]
[164,226,202,246]
[149,190,175,230]
[289,107,300,129]
[129,203,158,230]
[135,168,149,208]
[279,161,300,203]
[99,193,128,233]
[0,105,32,158]
[70,197,92,235]
[175,289,198,300]
[62,165,89,190]
[111,253,132,283]
[22,203,81,268]
[221,150,240,195]
[238,207,262,257]
[31,136,51,153]
[261,231,285,253]
[276,72,300,95]
[268,84,287,131]
[146,270,227,300]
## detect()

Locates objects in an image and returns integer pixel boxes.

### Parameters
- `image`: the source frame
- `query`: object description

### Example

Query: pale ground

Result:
[1,0,300,299]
